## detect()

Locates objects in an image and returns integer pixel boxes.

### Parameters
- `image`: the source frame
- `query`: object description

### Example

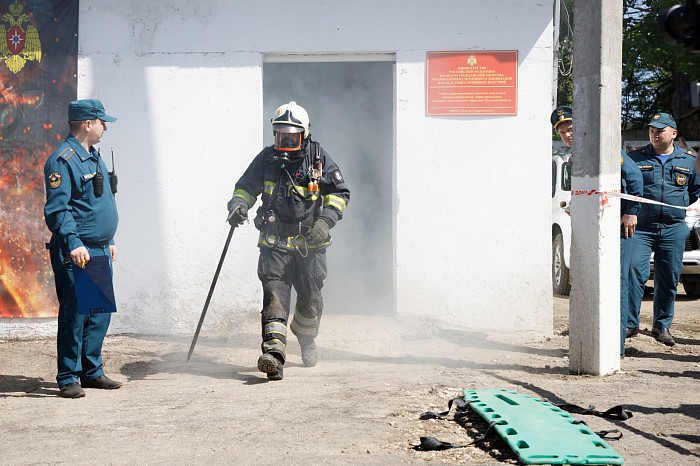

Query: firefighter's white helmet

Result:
[271,101,310,139]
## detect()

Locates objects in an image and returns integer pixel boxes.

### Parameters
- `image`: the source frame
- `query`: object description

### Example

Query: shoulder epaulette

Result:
[628,147,644,152]
[56,147,76,161]
[685,150,696,157]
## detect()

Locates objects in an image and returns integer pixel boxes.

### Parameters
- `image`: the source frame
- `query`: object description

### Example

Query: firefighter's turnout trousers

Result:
[258,247,327,363]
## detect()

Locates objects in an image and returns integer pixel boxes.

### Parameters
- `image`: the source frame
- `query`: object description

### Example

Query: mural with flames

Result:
[0,0,77,317]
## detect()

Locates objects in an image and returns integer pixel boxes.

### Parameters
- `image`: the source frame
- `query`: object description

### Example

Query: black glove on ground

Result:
[307,218,330,244]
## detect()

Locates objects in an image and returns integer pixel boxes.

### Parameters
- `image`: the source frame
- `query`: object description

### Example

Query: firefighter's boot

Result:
[257,353,284,380]
[299,339,317,367]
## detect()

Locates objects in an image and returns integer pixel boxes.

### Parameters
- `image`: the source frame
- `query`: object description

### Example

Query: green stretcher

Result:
[463,389,624,465]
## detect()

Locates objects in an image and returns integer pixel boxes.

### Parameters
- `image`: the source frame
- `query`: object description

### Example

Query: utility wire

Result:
[557,0,574,77]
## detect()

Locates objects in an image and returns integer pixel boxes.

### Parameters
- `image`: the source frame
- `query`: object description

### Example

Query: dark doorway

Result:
[263,60,394,315]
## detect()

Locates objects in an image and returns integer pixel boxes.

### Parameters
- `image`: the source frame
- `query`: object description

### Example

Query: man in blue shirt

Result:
[44,99,122,398]
[626,113,700,346]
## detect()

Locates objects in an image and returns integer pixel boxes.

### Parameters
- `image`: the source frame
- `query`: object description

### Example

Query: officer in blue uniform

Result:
[626,113,700,346]
[227,101,350,381]
[44,99,122,398]
[550,106,643,356]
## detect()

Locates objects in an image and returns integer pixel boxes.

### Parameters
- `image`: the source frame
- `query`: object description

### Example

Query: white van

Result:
[551,148,572,295]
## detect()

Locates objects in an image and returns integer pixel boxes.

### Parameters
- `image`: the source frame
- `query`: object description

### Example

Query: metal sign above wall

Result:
[426,50,518,116]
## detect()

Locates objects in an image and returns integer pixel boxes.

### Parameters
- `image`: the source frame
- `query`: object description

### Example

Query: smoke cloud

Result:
[263,61,394,316]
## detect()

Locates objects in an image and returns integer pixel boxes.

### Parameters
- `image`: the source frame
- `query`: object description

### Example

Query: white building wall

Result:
[1,0,553,336]
[396,39,554,330]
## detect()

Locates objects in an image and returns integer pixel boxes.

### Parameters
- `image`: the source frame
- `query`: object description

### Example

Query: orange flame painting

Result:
[0,0,78,317]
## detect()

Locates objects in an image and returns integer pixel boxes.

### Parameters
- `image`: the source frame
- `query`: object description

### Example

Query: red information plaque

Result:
[426,51,518,116]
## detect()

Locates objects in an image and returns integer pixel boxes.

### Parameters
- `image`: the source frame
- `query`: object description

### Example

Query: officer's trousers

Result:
[257,247,327,363]
[49,244,112,387]
[620,235,632,354]
[627,223,688,330]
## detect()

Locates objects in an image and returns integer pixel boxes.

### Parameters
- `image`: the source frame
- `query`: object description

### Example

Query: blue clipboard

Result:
[73,255,117,315]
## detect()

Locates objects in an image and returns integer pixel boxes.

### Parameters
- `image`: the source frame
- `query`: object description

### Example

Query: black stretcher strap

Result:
[554,402,633,421]
[415,398,498,451]
[595,429,623,440]
[419,397,471,420]
[413,420,501,451]
[414,436,466,451]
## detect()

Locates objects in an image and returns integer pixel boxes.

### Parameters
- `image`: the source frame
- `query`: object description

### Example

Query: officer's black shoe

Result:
[257,353,284,380]
[59,382,85,398]
[651,327,675,346]
[625,327,640,338]
[299,339,318,367]
[81,374,122,389]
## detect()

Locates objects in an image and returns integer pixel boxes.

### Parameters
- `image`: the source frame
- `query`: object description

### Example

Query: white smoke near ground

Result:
[263,61,394,316]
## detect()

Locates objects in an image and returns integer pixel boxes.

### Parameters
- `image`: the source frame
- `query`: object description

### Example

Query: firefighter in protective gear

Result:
[227,101,350,380]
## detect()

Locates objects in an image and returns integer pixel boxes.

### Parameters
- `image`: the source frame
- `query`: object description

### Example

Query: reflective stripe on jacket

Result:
[231,142,350,250]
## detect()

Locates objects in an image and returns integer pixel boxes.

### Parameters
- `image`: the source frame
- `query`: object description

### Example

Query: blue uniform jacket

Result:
[44,134,119,255]
[621,151,643,216]
[230,142,350,250]
[627,143,700,229]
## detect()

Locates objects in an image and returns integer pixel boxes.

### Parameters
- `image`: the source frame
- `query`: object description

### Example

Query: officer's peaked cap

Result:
[550,106,573,129]
[68,99,117,122]
[647,112,676,130]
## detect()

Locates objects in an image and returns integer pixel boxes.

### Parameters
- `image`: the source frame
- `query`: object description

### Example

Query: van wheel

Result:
[682,276,700,299]
[553,232,571,296]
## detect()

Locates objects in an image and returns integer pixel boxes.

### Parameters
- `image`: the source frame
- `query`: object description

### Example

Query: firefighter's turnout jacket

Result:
[230,141,350,249]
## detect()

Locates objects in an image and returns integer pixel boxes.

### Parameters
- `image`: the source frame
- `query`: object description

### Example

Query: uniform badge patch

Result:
[48,172,61,189]
[653,114,661,120]
[621,156,624,166]
[332,170,344,183]
[675,173,688,185]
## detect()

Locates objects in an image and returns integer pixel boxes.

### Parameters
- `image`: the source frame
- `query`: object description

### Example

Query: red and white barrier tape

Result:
[571,189,700,212]
[571,189,620,207]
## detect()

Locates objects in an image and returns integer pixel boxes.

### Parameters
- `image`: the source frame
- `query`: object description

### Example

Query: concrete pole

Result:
[569,0,623,375]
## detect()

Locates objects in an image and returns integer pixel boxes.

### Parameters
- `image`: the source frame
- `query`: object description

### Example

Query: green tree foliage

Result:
[555,0,574,109]
[622,0,700,138]
[555,0,700,139]
[554,0,574,140]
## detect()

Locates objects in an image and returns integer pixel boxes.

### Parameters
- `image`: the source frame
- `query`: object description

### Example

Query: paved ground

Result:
[1,290,699,465]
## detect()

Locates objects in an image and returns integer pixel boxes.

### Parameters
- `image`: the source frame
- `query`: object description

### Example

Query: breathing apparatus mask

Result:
[273,125,304,152]
[270,101,310,164]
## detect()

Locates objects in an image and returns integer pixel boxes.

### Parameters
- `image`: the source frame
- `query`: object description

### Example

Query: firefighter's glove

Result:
[307,218,330,244]
[226,202,248,226]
